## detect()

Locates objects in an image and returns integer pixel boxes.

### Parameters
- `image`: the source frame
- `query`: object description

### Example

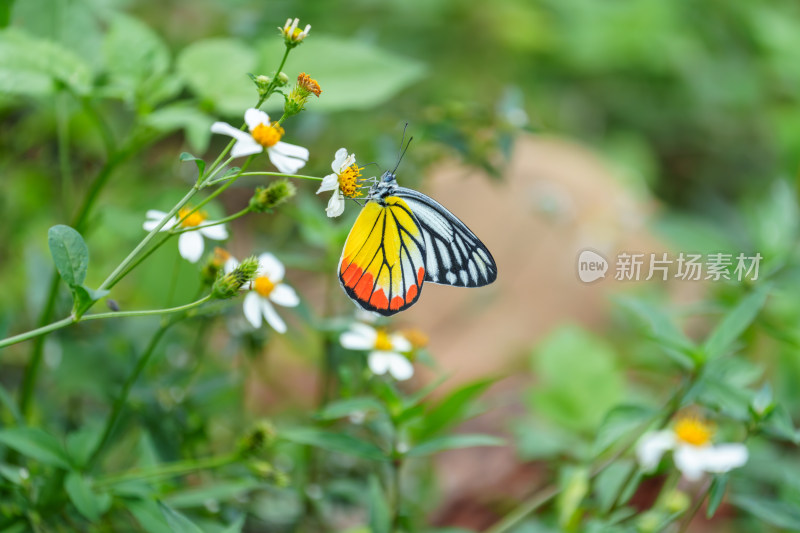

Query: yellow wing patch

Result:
[339,196,426,315]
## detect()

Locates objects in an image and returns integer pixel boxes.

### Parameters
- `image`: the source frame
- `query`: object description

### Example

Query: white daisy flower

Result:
[210,108,309,174]
[143,208,228,263]
[316,148,366,217]
[242,253,299,333]
[340,323,414,381]
[636,415,748,481]
[280,18,311,44]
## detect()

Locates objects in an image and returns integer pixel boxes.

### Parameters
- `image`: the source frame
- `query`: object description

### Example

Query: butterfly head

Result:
[367,171,398,200]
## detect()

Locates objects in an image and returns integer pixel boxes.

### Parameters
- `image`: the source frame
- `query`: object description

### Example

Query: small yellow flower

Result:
[242,253,299,333]
[340,323,414,380]
[143,208,228,263]
[297,73,322,97]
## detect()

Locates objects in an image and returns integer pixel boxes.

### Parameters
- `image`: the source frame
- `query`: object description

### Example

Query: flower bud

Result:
[248,73,273,100]
[250,179,296,212]
[212,255,258,299]
[238,419,277,455]
[201,247,234,284]
[277,72,290,86]
[662,489,690,514]
[283,73,322,117]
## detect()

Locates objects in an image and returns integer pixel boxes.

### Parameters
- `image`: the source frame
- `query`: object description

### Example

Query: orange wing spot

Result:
[369,288,389,310]
[417,267,425,286]
[340,257,351,274]
[405,285,418,304]
[354,273,374,301]
[342,263,362,287]
[390,296,405,311]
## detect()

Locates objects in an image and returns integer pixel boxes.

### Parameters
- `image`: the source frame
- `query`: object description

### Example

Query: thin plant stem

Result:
[677,479,712,533]
[88,320,174,467]
[2,316,75,351]
[95,452,240,487]
[234,171,323,182]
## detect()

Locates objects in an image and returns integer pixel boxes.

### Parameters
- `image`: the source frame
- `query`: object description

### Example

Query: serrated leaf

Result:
[703,285,770,360]
[0,427,71,469]
[65,472,111,521]
[48,224,89,287]
[159,502,204,533]
[176,38,257,116]
[258,35,425,112]
[281,427,387,461]
[405,434,504,458]
[368,475,391,533]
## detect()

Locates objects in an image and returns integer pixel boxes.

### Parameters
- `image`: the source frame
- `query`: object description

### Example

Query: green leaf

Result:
[179,152,206,178]
[0,382,22,424]
[414,378,495,440]
[125,498,171,533]
[706,473,729,518]
[65,472,112,521]
[103,13,171,104]
[405,434,504,458]
[176,38,257,116]
[259,35,425,112]
[71,284,109,317]
[145,106,215,153]
[762,405,800,443]
[730,494,800,530]
[221,516,246,533]
[368,475,391,533]
[0,427,71,468]
[557,466,589,529]
[593,460,637,513]
[703,285,770,360]
[615,297,696,368]
[316,397,387,421]
[0,28,92,96]
[159,502,204,533]
[65,425,102,469]
[48,224,89,287]
[593,404,656,456]
[280,427,387,461]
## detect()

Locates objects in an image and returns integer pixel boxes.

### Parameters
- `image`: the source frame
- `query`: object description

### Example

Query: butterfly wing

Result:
[338,196,427,316]
[394,187,497,287]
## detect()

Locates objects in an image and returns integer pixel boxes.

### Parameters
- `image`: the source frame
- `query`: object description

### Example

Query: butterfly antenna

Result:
[392,135,413,175]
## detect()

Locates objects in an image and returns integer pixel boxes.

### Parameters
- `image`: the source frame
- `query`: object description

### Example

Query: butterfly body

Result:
[338,171,497,316]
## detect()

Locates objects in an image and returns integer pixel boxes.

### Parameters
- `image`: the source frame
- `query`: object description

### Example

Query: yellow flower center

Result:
[291,27,303,39]
[338,164,364,198]
[374,330,393,351]
[674,416,713,446]
[253,276,275,297]
[251,122,284,148]
[178,207,207,228]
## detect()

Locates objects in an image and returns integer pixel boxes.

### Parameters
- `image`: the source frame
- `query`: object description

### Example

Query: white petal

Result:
[143,210,177,231]
[273,141,309,161]
[390,334,412,353]
[200,223,228,240]
[331,148,348,171]
[386,353,414,380]
[325,190,345,218]
[368,351,392,375]
[674,445,708,481]
[636,431,676,472]
[146,209,168,220]
[317,173,340,193]
[340,323,377,350]
[223,257,239,274]
[244,108,270,131]
[178,232,204,263]
[211,122,263,158]
[696,444,749,474]
[257,253,284,282]
[261,299,287,333]
[243,292,262,328]
[270,283,299,307]
[268,150,304,175]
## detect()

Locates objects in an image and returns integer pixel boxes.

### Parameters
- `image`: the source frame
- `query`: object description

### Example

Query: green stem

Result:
[95,452,240,487]
[170,208,251,235]
[233,171,323,183]
[182,156,255,219]
[98,186,201,292]
[88,321,174,467]
[262,46,291,101]
[82,295,213,322]
[677,479,712,533]
[2,316,75,351]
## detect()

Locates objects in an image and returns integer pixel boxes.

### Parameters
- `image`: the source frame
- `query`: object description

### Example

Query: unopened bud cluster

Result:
[212,256,258,299]
[250,179,296,212]
[283,72,322,117]
[239,420,277,455]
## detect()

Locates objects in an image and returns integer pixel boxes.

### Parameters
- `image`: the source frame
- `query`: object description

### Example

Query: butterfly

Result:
[338,168,497,316]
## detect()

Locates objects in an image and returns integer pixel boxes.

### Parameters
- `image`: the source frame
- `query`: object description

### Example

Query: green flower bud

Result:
[239,419,277,455]
[276,71,290,86]
[212,256,258,299]
[250,179,296,212]
[663,489,690,514]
